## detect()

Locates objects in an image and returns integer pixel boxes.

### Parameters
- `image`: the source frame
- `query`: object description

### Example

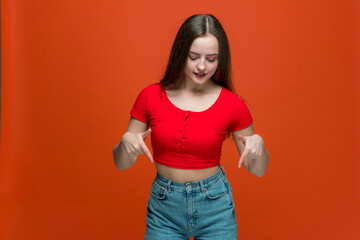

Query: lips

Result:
[194,72,207,78]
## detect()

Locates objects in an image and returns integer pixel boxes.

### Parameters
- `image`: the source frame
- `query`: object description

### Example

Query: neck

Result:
[180,78,216,94]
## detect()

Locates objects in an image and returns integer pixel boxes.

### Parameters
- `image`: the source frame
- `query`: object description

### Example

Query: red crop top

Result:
[130,83,253,169]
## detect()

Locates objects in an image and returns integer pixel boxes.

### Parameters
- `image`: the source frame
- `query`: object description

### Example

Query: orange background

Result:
[1,0,359,239]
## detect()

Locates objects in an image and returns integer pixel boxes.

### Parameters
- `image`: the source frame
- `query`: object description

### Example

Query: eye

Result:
[207,58,217,62]
[189,56,198,61]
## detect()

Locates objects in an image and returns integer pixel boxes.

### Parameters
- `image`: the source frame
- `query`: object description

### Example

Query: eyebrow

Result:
[189,51,218,56]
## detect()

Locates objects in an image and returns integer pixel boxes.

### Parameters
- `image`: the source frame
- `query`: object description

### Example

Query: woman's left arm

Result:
[232,124,269,177]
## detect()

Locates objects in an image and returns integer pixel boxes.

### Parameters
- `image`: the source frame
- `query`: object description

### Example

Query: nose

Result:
[197,59,206,72]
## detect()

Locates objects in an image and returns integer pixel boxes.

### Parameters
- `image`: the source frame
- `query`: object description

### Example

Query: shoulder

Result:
[136,83,162,97]
[221,88,246,106]
[140,82,161,93]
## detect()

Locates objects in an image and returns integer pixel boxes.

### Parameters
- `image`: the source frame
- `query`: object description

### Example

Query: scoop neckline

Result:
[161,85,224,116]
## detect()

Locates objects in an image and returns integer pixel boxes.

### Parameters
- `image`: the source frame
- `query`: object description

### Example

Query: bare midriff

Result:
[155,163,220,183]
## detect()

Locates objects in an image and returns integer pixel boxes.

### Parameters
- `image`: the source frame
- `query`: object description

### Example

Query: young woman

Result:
[113,14,269,240]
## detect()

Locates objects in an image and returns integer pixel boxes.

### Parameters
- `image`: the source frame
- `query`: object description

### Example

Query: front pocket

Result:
[150,182,166,200]
[205,180,229,199]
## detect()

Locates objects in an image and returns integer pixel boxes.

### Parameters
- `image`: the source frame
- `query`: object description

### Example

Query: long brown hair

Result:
[159,14,234,93]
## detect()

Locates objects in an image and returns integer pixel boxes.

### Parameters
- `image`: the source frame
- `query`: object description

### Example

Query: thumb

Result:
[141,128,152,140]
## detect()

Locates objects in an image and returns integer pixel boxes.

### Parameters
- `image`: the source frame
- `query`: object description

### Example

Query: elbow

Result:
[113,148,130,171]
[254,167,267,177]
[256,171,266,178]
[113,147,123,171]
[115,164,127,171]
[113,157,127,171]
[257,155,269,178]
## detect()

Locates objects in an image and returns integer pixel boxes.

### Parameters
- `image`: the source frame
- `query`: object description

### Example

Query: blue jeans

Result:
[145,165,237,240]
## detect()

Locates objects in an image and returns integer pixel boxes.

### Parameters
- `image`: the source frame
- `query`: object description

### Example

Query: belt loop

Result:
[220,164,226,175]
[167,180,172,193]
[200,180,205,194]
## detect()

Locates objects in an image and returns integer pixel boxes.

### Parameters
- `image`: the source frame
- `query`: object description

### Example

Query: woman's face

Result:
[183,34,219,86]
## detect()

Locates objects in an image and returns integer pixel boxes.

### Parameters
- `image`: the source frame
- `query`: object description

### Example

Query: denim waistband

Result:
[154,164,226,193]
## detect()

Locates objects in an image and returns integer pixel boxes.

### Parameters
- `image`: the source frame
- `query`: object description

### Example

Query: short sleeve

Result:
[129,86,150,124]
[230,97,253,132]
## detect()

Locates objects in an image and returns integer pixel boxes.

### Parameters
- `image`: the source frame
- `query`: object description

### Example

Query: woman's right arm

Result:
[113,116,153,171]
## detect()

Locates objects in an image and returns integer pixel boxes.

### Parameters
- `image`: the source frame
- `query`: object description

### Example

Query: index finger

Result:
[140,142,153,163]
[239,148,250,168]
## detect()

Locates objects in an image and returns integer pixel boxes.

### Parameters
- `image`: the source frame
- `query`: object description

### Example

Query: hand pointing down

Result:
[121,128,153,163]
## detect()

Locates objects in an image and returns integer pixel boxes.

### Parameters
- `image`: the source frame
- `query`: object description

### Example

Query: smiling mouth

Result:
[194,73,207,78]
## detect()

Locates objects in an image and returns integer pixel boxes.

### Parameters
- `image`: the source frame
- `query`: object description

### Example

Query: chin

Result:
[191,77,211,85]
